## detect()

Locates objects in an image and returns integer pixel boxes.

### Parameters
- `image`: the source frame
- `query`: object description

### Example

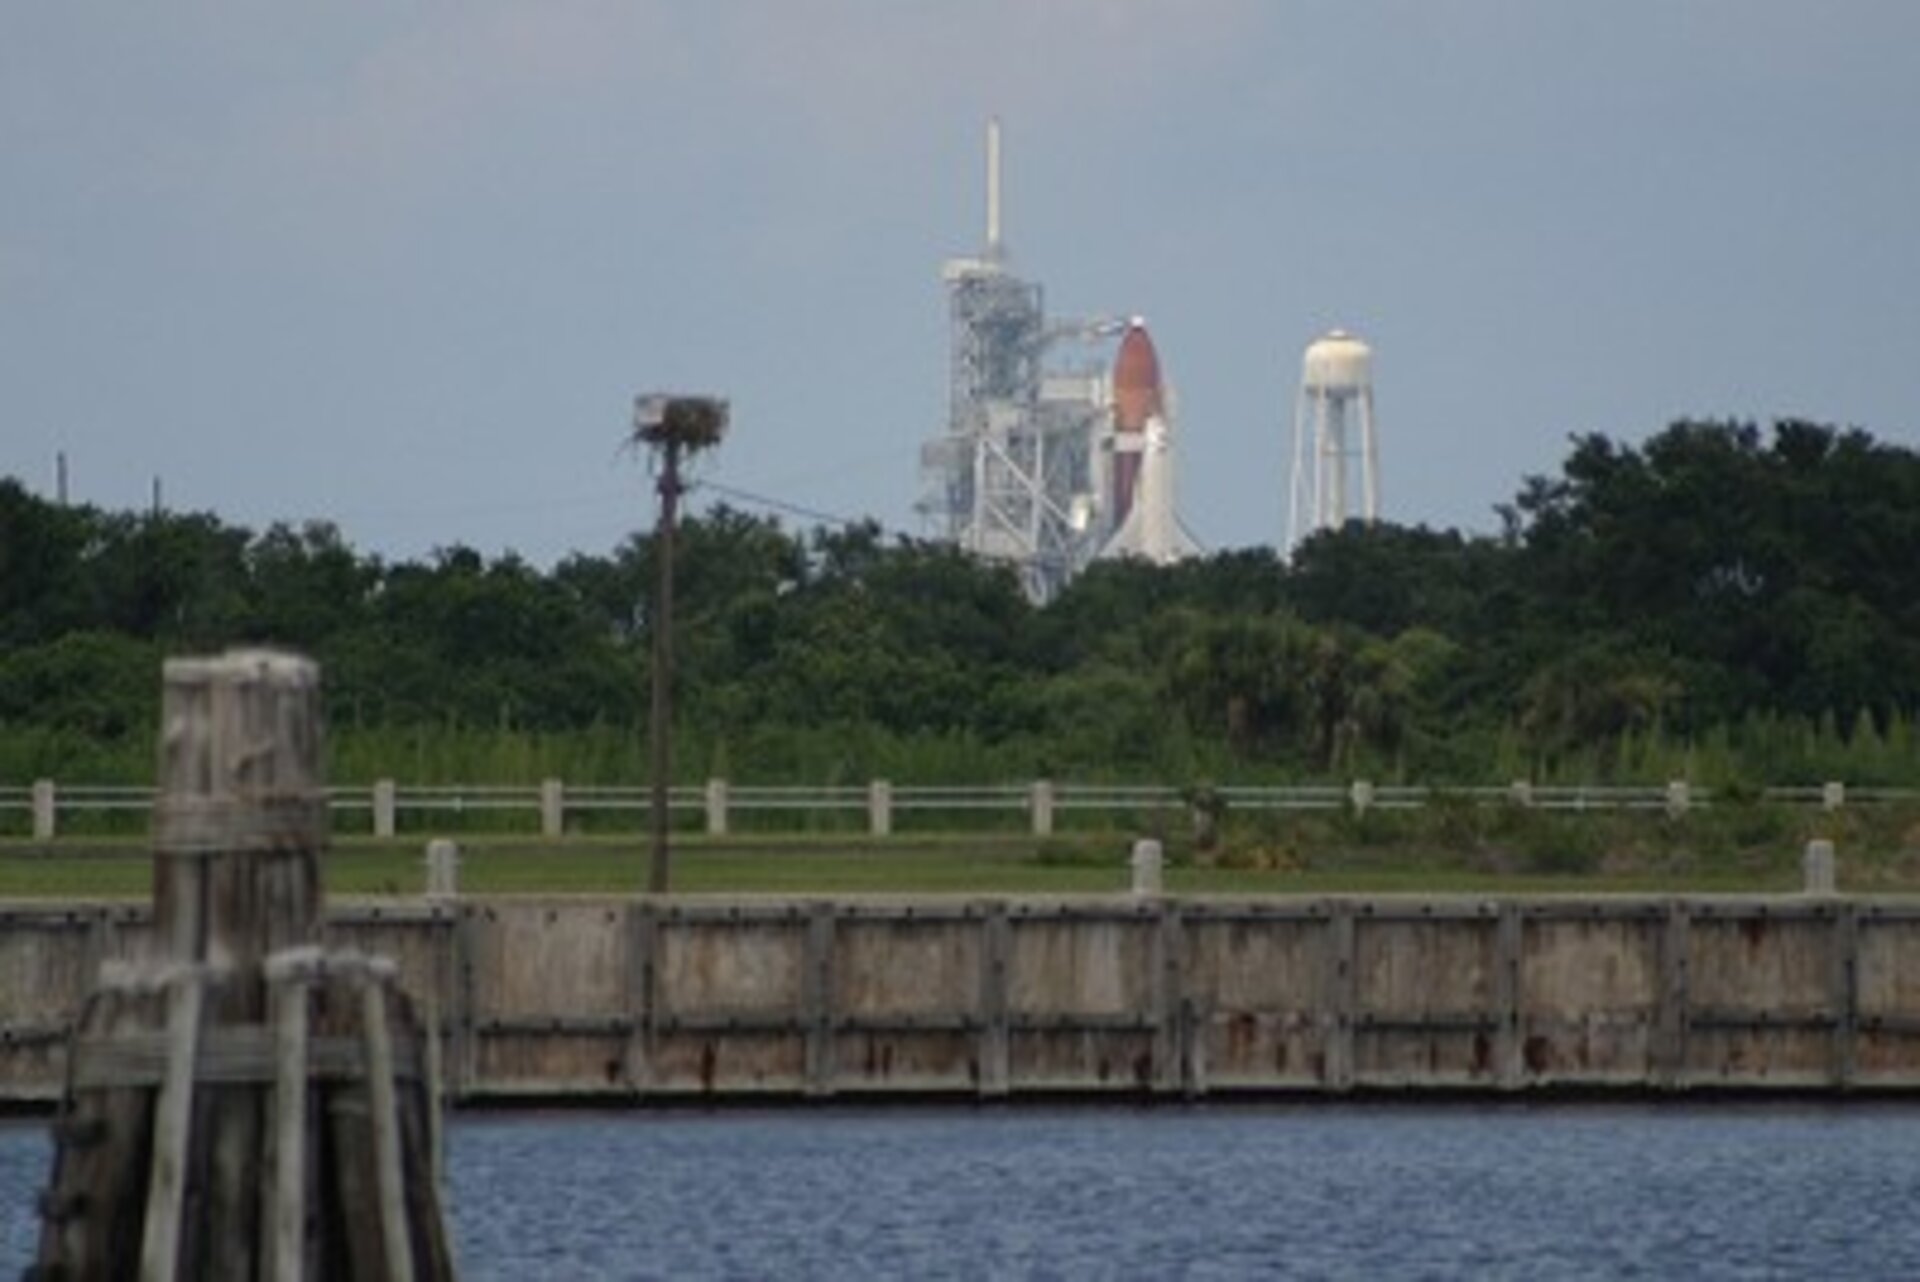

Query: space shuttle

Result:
[1100,318,1199,565]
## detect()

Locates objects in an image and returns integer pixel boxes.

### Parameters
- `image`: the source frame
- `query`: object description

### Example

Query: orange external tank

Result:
[1109,318,1164,524]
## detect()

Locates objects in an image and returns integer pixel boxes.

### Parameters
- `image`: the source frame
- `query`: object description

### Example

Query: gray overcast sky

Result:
[3,2,1916,566]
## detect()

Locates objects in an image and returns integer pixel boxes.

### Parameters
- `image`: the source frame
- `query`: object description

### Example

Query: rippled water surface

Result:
[7,1103,1920,1279]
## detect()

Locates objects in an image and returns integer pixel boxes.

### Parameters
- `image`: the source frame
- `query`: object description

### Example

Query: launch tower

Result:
[918,121,1113,602]
[919,121,1197,598]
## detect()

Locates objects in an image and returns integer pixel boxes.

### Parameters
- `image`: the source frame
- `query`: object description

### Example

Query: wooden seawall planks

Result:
[8,894,1920,1102]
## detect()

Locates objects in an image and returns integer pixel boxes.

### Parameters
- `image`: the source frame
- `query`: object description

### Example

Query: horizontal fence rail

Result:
[3,778,1918,841]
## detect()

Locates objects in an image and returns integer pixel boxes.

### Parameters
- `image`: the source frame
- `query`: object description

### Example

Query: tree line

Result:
[3,419,1918,785]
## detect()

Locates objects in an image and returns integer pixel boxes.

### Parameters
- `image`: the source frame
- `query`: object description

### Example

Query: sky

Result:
[3,2,1916,567]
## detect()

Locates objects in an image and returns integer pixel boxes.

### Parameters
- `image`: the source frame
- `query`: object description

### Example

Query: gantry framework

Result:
[917,121,1113,603]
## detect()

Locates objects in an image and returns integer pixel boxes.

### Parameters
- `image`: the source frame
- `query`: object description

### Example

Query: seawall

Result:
[5,894,1919,1104]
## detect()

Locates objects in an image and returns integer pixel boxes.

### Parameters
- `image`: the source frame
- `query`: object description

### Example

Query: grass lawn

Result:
[0,829,1822,900]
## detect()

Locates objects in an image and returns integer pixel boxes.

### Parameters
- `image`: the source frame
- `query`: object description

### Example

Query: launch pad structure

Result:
[920,124,1376,583]
[918,121,1155,603]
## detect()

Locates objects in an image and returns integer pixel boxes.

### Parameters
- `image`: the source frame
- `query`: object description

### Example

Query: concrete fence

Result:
[6,778,1915,841]
[6,891,1920,1104]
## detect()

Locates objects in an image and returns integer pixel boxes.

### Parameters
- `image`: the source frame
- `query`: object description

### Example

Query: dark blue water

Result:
[7,1104,1920,1279]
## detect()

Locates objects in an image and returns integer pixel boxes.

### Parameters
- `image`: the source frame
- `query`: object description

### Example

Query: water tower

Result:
[1286,329,1379,555]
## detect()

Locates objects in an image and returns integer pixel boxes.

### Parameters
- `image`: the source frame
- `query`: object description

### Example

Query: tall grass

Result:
[2,707,1914,791]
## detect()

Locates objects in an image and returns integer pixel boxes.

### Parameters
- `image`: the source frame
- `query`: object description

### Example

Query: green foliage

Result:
[3,418,1920,789]
[1513,821,1607,877]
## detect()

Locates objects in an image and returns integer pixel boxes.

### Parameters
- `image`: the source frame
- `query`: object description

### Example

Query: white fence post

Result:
[1130,839,1164,897]
[1349,780,1374,817]
[31,779,56,841]
[425,838,461,899]
[1822,781,1846,812]
[1030,780,1055,838]
[1803,838,1837,896]
[1509,779,1534,809]
[1666,780,1691,817]
[868,780,892,838]
[705,778,729,836]
[373,779,397,839]
[539,778,564,838]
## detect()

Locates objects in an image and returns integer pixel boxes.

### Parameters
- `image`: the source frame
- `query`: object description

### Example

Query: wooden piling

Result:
[33,649,455,1280]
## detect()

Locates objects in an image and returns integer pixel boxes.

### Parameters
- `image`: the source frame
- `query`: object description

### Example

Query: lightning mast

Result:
[918,120,1105,603]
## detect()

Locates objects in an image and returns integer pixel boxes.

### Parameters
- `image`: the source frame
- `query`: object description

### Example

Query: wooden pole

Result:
[267,947,319,1282]
[648,438,681,895]
[138,967,207,1281]
[361,973,416,1282]
[166,652,326,1279]
[633,393,725,895]
[35,649,455,1280]
[152,649,326,967]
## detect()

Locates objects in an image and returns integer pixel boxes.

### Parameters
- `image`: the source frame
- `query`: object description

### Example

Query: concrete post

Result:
[31,779,55,841]
[868,780,892,838]
[1509,779,1534,809]
[1130,838,1164,897]
[424,839,461,900]
[373,778,397,839]
[1349,780,1374,817]
[1030,779,1055,838]
[1803,839,1837,896]
[1822,781,1846,812]
[705,778,729,836]
[539,778,564,838]
[1666,780,1691,818]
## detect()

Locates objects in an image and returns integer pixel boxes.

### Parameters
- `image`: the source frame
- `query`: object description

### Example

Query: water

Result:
[6,1103,1920,1279]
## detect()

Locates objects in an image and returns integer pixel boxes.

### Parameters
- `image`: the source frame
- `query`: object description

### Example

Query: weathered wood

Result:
[139,968,207,1281]
[266,949,318,1282]
[152,651,326,967]
[977,903,1010,1096]
[361,974,415,1282]
[25,890,1920,1106]
[35,985,160,1280]
[1493,904,1523,1089]
[208,1028,266,1279]
[1831,903,1858,1089]
[34,649,453,1280]
[319,982,386,1280]
[1149,903,1188,1095]
[803,903,837,1097]
[1324,905,1356,1091]
[421,983,445,1198]
[1656,900,1692,1090]
[451,906,479,1102]
[624,901,659,1093]
[393,992,456,1281]
[311,967,452,1281]
[83,905,120,985]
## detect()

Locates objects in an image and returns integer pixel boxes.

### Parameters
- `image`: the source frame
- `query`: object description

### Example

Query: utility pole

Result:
[632,394,728,894]
[648,437,681,893]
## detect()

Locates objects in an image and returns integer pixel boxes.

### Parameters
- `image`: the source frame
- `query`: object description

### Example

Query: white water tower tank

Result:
[1288,329,1379,555]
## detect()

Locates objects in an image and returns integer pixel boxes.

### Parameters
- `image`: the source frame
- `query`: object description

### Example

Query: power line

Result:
[690,478,1102,573]
[689,478,878,533]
